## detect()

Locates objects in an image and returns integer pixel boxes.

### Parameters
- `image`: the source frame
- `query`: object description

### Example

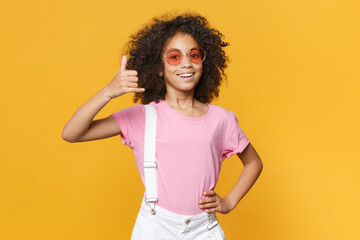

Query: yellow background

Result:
[1,0,359,239]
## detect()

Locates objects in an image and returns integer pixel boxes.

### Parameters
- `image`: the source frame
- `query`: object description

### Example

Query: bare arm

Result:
[224,142,263,209]
[61,92,119,142]
[199,142,263,214]
[61,55,145,143]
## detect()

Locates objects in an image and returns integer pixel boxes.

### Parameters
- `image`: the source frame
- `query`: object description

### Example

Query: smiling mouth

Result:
[177,73,195,78]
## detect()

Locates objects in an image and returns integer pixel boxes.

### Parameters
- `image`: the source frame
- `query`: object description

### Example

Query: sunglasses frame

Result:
[163,47,206,66]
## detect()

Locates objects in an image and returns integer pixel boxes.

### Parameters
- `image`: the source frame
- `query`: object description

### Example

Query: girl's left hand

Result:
[199,190,234,214]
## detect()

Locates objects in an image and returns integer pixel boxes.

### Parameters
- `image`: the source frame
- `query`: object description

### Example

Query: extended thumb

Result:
[119,55,127,72]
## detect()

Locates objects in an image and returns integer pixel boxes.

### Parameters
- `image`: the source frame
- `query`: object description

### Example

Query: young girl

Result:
[62,13,263,240]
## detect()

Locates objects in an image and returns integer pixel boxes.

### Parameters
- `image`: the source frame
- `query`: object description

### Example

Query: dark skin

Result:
[161,33,263,214]
[199,143,263,214]
[62,33,263,215]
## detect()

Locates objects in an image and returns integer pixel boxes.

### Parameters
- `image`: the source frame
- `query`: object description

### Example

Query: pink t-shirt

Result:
[111,99,250,215]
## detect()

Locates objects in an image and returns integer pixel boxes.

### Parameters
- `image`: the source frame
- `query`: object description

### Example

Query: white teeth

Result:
[179,73,194,77]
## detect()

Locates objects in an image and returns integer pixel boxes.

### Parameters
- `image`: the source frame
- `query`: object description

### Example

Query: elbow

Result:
[61,134,75,143]
[61,129,77,143]
[256,156,263,168]
[257,158,264,174]
[247,157,263,173]
[259,160,264,172]
[62,137,76,143]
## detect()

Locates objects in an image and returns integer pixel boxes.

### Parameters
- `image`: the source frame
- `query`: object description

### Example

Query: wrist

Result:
[98,87,113,102]
[224,195,238,211]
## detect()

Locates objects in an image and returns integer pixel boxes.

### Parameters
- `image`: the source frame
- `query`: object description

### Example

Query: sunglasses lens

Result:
[165,48,205,65]
[189,48,205,64]
[166,49,182,66]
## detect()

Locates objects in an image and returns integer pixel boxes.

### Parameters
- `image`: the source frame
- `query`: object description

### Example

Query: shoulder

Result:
[111,103,145,120]
[208,104,243,132]
[148,99,164,113]
[124,103,145,112]
[209,104,238,120]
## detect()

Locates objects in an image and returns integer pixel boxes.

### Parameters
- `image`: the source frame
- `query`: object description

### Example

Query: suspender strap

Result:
[143,105,158,204]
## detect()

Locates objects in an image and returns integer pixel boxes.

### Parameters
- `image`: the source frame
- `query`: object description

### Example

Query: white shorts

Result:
[131,198,225,240]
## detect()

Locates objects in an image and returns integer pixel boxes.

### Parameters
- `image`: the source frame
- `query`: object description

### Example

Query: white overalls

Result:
[131,105,225,240]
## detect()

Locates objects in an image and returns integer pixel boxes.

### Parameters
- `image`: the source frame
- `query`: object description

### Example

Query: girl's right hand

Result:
[102,55,145,100]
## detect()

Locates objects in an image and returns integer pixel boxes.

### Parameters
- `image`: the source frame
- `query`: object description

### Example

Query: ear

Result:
[159,71,163,77]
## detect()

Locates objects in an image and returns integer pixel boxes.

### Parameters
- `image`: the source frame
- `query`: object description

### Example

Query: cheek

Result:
[164,65,177,76]
[197,65,203,76]
[162,69,174,82]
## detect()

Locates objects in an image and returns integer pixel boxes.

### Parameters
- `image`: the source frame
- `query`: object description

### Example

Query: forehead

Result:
[163,33,199,51]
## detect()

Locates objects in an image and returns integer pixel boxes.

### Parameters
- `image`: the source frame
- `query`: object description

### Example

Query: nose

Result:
[180,53,193,68]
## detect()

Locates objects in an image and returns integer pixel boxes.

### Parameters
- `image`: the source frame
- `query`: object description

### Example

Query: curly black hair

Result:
[123,13,229,104]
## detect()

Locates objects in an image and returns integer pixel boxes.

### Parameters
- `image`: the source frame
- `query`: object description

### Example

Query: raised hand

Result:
[103,55,145,100]
[198,190,234,214]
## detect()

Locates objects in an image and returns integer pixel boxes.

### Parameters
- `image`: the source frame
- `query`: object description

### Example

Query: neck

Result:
[164,91,196,109]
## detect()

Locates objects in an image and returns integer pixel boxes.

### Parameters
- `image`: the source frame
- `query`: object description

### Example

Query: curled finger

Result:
[200,202,217,209]
[126,76,139,82]
[126,87,145,93]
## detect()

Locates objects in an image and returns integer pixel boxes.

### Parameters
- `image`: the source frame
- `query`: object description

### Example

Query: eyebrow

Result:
[165,47,200,52]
